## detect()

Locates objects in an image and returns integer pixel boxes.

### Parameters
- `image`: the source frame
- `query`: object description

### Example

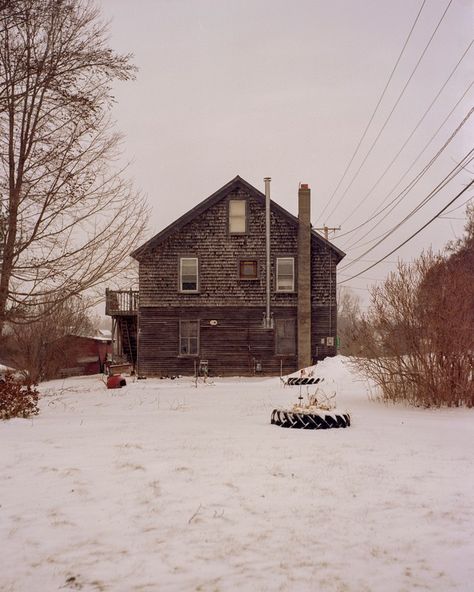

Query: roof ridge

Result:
[131,176,345,261]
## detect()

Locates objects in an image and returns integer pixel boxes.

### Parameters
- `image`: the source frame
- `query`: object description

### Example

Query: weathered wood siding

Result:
[138,306,298,376]
[138,306,336,376]
[138,185,338,375]
[139,188,299,308]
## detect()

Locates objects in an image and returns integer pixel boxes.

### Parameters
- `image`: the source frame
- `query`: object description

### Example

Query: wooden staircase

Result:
[106,289,139,369]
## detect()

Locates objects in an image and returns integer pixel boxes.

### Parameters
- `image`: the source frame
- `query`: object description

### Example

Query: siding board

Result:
[138,307,298,376]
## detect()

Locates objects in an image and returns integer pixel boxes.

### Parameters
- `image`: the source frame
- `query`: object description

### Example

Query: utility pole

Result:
[315,225,341,240]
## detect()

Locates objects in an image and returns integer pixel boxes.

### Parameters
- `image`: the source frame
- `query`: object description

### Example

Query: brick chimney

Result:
[298,183,312,369]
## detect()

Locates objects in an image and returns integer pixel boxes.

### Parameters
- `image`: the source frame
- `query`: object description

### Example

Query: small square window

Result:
[229,200,246,234]
[239,260,258,280]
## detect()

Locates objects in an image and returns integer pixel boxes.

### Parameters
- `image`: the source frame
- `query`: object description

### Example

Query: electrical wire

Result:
[341,108,474,251]
[338,42,473,232]
[323,0,454,223]
[442,195,473,215]
[340,149,474,264]
[334,86,474,242]
[318,0,428,222]
[339,178,474,284]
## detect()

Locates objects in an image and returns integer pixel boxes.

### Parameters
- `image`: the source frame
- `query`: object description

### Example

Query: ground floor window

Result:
[179,320,199,355]
[275,318,296,355]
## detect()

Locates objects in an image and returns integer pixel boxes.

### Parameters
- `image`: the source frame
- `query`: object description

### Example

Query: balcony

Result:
[105,289,139,316]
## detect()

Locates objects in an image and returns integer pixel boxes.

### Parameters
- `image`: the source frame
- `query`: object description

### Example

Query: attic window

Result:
[229,199,246,234]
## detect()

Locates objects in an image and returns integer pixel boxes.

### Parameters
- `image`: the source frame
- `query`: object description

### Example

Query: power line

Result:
[343,258,399,264]
[323,0,454,223]
[339,178,474,283]
[335,83,474,242]
[339,274,385,281]
[438,216,466,220]
[338,43,473,232]
[341,108,474,252]
[340,149,474,264]
[318,0,428,222]
[338,285,371,292]
[443,195,473,215]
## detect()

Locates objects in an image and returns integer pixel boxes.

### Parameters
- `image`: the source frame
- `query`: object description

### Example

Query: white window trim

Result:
[276,257,295,292]
[179,257,199,293]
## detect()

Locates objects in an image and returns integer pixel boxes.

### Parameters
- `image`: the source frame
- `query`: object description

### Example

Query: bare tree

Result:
[350,206,474,407]
[0,0,148,334]
[5,295,95,382]
[337,287,363,356]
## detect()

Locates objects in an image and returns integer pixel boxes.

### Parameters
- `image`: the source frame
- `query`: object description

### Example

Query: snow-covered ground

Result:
[1,357,473,592]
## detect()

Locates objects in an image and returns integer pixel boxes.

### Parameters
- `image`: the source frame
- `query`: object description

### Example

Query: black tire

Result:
[286,377,324,386]
[271,409,350,429]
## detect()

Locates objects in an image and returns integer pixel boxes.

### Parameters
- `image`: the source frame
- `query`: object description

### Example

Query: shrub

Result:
[0,374,40,420]
[6,297,95,382]
[349,205,474,408]
[350,250,473,408]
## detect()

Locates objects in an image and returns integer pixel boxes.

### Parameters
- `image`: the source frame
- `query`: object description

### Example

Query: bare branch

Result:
[0,0,147,330]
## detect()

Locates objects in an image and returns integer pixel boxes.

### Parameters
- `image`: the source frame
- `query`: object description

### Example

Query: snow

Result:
[1,357,473,592]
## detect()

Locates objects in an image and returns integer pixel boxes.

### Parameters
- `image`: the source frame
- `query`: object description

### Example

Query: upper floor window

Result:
[229,199,246,234]
[180,257,198,292]
[276,257,294,292]
[239,259,258,280]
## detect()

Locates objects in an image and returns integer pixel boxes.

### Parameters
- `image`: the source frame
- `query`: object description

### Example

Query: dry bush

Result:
[337,288,365,356]
[6,298,94,383]
[0,374,39,420]
[350,228,473,407]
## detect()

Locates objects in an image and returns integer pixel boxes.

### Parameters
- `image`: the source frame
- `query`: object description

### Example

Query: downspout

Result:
[264,177,273,329]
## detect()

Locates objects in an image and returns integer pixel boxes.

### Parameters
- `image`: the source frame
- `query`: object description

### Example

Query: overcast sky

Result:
[99,0,473,303]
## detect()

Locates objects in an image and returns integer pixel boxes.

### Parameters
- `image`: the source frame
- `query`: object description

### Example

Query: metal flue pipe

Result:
[264,177,272,329]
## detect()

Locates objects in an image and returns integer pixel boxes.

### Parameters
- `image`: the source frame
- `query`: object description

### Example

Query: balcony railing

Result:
[106,288,139,316]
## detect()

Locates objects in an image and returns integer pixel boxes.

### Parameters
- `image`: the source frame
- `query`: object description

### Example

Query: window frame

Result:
[275,318,296,356]
[178,319,200,357]
[228,199,248,235]
[276,257,295,292]
[179,256,199,293]
[238,258,259,281]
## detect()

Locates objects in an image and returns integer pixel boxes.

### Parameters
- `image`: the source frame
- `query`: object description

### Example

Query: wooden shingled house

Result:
[106,176,345,376]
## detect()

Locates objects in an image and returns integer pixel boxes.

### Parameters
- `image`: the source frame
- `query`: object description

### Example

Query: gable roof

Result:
[131,175,345,262]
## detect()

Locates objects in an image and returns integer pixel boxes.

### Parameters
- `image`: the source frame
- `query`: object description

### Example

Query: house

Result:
[106,176,345,376]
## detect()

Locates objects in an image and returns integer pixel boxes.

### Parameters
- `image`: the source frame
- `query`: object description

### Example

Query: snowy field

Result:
[1,357,473,592]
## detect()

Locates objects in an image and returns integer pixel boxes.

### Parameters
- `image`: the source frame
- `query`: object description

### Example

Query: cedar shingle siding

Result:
[120,176,344,376]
